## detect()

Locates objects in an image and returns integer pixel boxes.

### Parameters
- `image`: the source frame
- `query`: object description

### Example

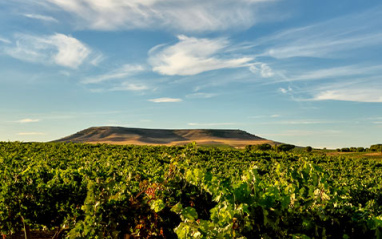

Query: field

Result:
[1,142,382,239]
[325,151,382,160]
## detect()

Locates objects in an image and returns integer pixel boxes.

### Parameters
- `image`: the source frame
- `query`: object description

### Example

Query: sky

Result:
[0,0,381,148]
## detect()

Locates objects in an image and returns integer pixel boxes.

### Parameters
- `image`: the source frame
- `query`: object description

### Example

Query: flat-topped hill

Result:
[53,126,274,147]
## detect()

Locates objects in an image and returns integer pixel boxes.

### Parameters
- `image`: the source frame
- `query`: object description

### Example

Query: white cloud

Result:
[260,64,274,78]
[313,88,382,103]
[23,14,58,22]
[249,114,281,119]
[249,63,274,78]
[148,97,182,103]
[262,8,382,59]
[4,33,91,68]
[149,35,253,76]
[16,118,40,123]
[91,82,149,92]
[18,132,45,135]
[267,33,382,59]
[257,119,336,125]
[0,37,11,44]
[186,92,217,99]
[290,65,382,82]
[89,54,104,66]
[110,82,149,91]
[295,77,382,103]
[188,122,236,126]
[83,64,145,84]
[50,34,90,68]
[40,0,279,32]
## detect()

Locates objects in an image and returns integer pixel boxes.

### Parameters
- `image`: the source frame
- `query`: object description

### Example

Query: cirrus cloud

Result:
[110,82,149,91]
[16,118,40,123]
[148,97,182,103]
[23,14,58,22]
[188,122,236,126]
[313,88,382,103]
[40,0,279,32]
[3,33,92,68]
[149,35,253,76]
[0,36,11,44]
[83,64,145,84]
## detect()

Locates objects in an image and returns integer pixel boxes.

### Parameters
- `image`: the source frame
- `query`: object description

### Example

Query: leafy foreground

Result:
[1,142,382,238]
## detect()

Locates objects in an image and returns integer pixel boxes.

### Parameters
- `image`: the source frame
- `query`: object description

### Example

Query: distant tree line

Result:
[336,144,382,153]
[245,143,296,152]
[246,144,382,153]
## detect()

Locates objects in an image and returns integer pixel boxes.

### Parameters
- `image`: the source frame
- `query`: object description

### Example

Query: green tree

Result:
[370,144,382,152]
[278,144,295,152]
[257,143,272,151]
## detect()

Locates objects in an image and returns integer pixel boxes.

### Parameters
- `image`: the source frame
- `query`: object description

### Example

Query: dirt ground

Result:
[5,231,57,239]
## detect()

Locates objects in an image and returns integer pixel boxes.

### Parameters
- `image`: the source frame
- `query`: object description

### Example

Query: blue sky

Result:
[0,0,381,148]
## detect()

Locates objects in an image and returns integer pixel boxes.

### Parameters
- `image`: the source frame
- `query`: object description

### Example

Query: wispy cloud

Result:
[16,118,40,123]
[23,14,58,22]
[250,7,382,103]
[312,88,382,103]
[4,33,92,68]
[186,92,217,99]
[38,0,280,32]
[291,77,382,103]
[249,63,274,78]
[89,54,104,66]
[257,119,338,125]
[148,97,182,103]
[149,35,253,76]
[261,8,382,59]
[188,122,236,126]
[289,65,382,82]
[279,87,292,94]
[83,64,145,84]
[110,82,149,91]
[249,114,281,119]
[0,36,11,44]
[18,132,45,136]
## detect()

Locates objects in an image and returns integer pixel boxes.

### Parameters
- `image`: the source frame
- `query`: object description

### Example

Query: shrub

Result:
[245,143,272,151]
[277,144,295,152]
[256,143,272,151]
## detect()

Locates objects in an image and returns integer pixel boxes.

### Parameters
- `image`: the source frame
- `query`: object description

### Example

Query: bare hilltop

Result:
[53,126,274,148]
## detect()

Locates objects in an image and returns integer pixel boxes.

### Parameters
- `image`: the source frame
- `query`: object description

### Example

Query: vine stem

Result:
[21,216,30,239]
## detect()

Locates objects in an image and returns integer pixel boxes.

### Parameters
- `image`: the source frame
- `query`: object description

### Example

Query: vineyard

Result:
[1,142,382,238]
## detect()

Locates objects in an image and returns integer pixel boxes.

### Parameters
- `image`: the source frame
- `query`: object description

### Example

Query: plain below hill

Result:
[52,126,275,148]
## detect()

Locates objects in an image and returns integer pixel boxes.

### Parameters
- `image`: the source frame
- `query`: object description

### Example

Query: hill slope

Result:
[53,126,274,147]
